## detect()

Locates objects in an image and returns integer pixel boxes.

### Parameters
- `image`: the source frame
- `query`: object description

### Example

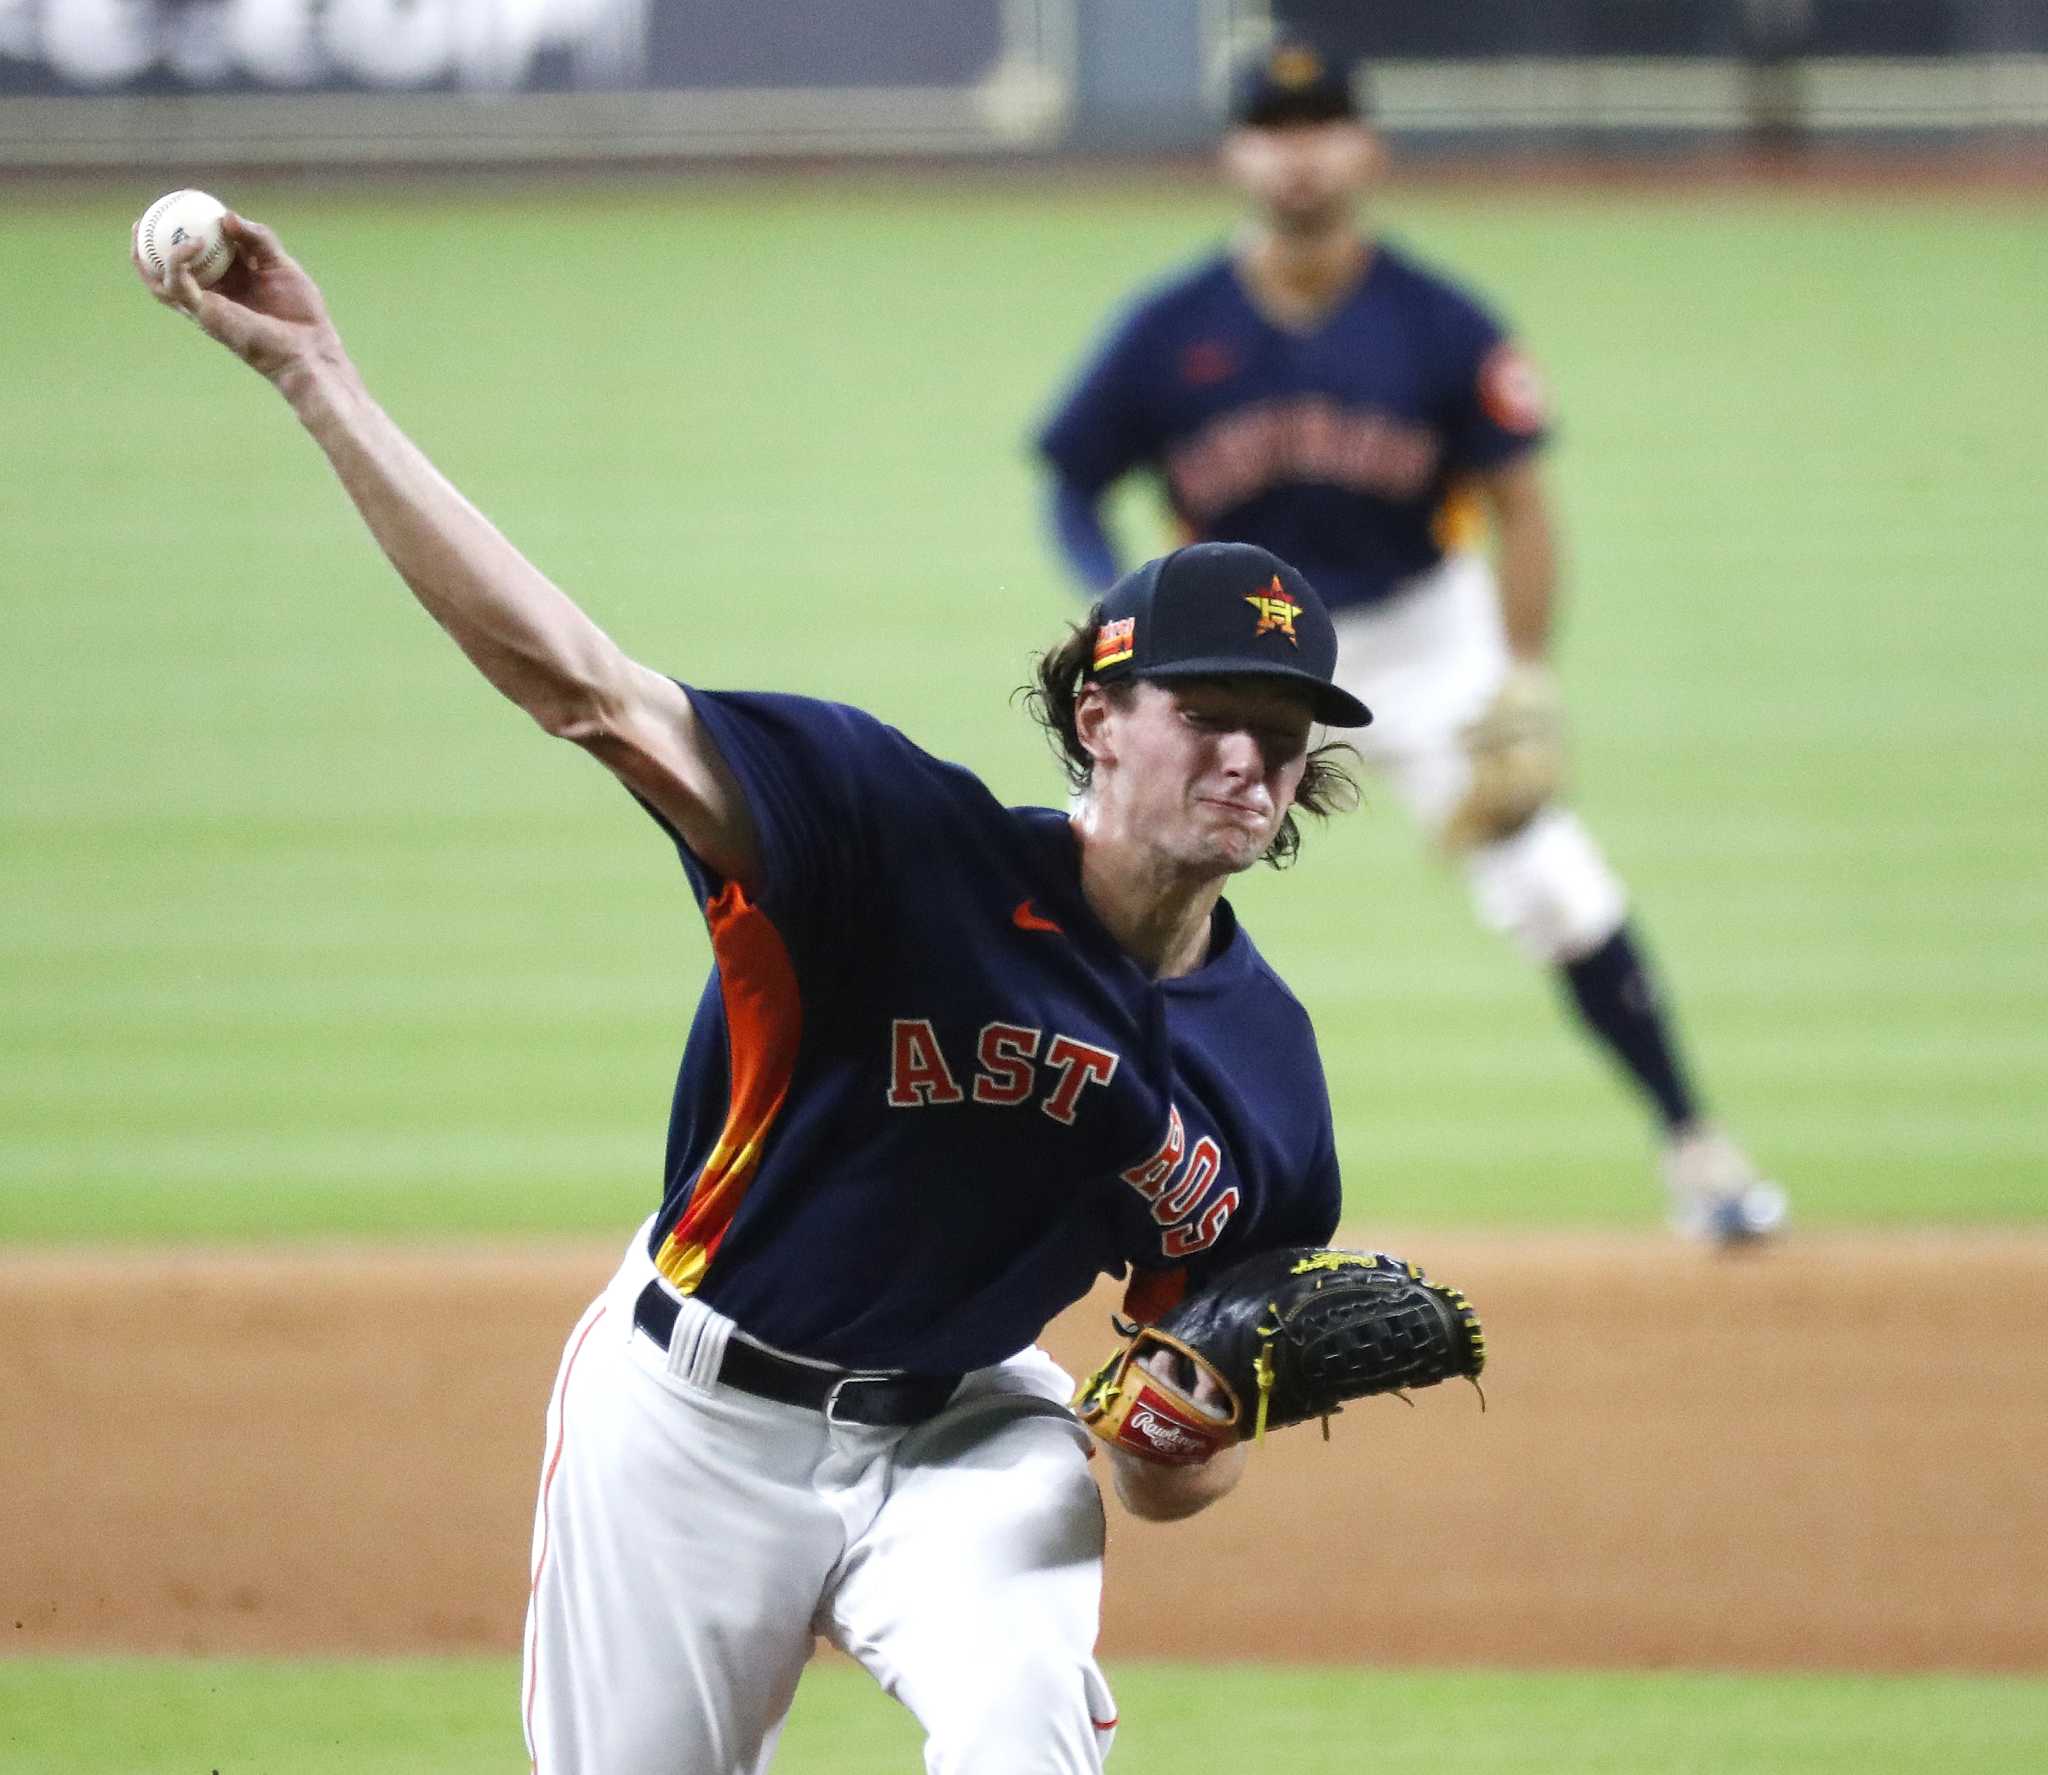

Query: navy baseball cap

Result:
[1229,39,1364,128]
[1089,542,1372,728]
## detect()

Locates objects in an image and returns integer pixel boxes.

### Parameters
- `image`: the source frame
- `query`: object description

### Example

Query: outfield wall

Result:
[2,0,2045,167]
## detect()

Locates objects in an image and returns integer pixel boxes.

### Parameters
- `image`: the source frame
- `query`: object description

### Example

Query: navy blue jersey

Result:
[1037,241,1549,612]
[641,690,1341,1375]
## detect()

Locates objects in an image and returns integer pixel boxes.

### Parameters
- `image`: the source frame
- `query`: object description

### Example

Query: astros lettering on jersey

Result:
[640,689,1341,1372]
[1038,243,1550,615]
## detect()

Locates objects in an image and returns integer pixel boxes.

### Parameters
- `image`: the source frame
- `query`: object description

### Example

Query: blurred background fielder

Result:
[1035,39,1788,1244]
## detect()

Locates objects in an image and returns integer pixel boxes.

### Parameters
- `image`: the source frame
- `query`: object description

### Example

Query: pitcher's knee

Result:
[920,1654,1115,1774]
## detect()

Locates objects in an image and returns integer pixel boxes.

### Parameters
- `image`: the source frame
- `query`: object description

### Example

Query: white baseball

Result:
[136,189,236,289]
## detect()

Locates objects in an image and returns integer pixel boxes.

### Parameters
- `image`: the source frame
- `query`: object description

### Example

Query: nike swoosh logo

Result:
[1012,898,1063,934]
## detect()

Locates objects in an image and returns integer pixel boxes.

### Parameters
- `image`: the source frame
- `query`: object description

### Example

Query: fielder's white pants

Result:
[523,1223,1118,1775]
[1331,553,1628,965]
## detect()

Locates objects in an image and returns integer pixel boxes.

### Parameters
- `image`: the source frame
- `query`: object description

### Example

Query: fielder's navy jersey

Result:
[640,690,1341,1375]
[1037,241,1549,612]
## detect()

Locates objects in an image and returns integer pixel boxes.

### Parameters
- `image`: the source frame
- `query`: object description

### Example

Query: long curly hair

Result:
[1019,604,1360,869]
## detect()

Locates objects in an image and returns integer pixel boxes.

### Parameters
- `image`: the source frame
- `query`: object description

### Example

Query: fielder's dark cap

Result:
[1229,38,1364,129]
[1088,542,1372,728]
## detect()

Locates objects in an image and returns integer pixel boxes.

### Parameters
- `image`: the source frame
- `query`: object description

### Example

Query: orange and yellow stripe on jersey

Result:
[1431,480,1487,555]
[652,881,802,1295]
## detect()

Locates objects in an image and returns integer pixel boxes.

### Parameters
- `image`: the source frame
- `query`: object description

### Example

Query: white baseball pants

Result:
[1331,552,1628,965]
[523,1225,1118,1775]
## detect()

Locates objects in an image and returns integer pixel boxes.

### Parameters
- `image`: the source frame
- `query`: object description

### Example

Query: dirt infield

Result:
[6,1233,2044,1673]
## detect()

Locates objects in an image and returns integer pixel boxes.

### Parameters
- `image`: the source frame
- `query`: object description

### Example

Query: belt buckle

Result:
[823,1372,895,1427]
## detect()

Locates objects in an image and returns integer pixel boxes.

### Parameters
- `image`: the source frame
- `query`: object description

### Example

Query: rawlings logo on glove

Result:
[1075,1248,1485,1464]
[1123,1396,1219,1464]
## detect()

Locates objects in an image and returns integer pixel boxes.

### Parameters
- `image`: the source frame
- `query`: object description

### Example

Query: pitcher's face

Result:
[1085,678,1313,875]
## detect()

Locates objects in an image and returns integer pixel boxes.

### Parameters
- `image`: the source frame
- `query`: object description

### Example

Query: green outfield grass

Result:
[4,1655,2046,1774]
[2,176,2042,1240]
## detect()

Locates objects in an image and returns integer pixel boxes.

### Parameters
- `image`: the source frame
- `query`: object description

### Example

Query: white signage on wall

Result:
[1,0,646,90]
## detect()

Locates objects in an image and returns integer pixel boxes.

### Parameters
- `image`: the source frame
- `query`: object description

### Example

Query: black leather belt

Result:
[632,1279,962,1428]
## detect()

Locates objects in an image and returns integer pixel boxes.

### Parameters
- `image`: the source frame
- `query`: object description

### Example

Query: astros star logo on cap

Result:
[1244,577,1301,647]
[1269,46,1325,89]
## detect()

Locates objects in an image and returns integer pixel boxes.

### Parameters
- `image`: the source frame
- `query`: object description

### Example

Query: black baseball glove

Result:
[1074,1249,1485,1465]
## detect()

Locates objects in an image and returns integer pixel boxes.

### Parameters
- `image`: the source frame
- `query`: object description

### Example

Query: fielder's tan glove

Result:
[1440,660,1566,850]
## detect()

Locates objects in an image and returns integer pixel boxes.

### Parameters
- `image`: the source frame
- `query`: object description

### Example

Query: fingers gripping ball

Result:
[1076,1249,1485,1464]
[136,190,236,289]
